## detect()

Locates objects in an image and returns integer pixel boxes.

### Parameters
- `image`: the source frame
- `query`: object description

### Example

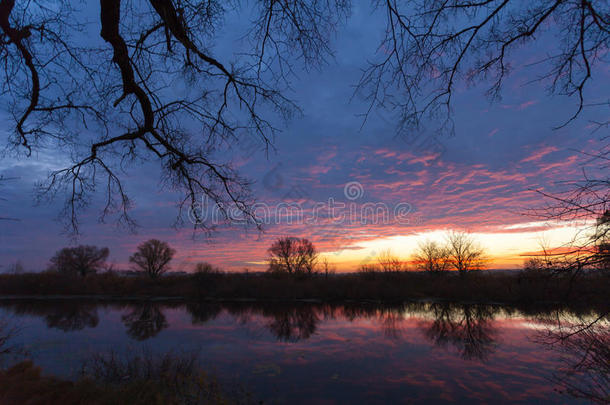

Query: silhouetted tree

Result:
[0,0,349,233]
[531,154,609,276]
[521,236,568,273]
[320,257,335,279]
[129,239,175,278]
[0,176,19,222]
[446,231,486,276]
[48,245,109,276]
[121,304,168,341]
[594,210,610,270]
[192,262,222,293]
[5,260,24,274]
[357,0,609,134]
[377,249,404,272]
[2,1,605,233]
[413,240,451,273]
[268,237,317,275]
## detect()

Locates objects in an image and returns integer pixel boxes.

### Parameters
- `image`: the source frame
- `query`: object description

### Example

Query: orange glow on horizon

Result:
[148,220,595,273]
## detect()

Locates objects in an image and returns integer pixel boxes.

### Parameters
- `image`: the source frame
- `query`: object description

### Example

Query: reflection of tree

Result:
[8,301,99,332]
[421,303,498,361]
[121,304,168,341]
[46,306,99,332]
[536,313,609,404]
[185,303,222,325]
[342,303,413,339]
[378,308,405,339]
[264,306,319,343]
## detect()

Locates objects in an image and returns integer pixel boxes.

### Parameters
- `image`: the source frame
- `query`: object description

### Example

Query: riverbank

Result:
[0,270,607,307]
[0,355,230,405]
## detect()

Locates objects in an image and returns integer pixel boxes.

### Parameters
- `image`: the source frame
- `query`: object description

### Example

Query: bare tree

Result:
[5,260,25,274]
[0,0,349,233]
[2,1,606,234]
[446,231,486,276]
[358,0,609,133]
[48,245,109,276]
[129,239,175,278]
[377,248,404,272]
[320,257,336,279]
[268,237,317,275]
[530,145,609,274]
[594,210,610,270]
[0,176,19,222]
[413,239,451,273]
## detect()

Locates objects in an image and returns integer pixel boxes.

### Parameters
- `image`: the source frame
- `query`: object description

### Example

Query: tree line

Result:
[47,239,175,278]
[36,223,608,278]
[38,231,483,278]
[266,230,488,277]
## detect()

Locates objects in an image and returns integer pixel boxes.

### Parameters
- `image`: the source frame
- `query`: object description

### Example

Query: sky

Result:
[1,2,608,272]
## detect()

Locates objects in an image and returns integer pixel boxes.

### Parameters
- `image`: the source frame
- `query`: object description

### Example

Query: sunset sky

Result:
[1,3,608,272]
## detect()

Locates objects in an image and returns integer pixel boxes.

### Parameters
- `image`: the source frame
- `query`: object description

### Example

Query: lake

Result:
[0,300,606,404]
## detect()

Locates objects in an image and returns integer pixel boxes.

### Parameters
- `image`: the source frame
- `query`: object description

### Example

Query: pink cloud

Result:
[487,128,499,137]
[518,100,538,110]
[520,146,558,163]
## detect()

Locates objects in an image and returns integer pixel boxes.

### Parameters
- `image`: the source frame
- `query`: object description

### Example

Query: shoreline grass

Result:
[0,270,607,307]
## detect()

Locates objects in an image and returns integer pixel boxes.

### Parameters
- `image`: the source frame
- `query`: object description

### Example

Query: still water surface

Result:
[0,300,606,404]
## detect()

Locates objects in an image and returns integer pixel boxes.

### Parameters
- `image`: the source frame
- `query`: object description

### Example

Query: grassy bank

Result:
[0,354,231,405]
[0,270,607,306]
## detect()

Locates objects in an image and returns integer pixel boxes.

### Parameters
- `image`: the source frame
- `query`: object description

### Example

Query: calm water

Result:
[0,300,607,404]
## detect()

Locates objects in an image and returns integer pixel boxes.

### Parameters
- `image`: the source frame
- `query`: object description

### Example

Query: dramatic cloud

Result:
[1,4,608,272]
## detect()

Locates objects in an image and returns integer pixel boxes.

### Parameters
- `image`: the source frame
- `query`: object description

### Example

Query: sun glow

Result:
[321,221,593,271]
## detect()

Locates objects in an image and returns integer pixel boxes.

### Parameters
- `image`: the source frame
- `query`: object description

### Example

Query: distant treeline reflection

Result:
[1,301,604,357]
[1,300,607,403]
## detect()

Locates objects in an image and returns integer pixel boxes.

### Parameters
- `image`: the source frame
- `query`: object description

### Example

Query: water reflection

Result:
[5,301,99,332]
[0,299,607,404]
[419,303,498,361]
[217,303,321,342]
[185,302,222,325]
[535,311,609,404]
[264,306,319,342]
[121,303,168,341]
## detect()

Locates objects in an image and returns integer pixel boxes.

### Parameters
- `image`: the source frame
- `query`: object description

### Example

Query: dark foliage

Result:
[48,245,109,277]
[129,239,175,278]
